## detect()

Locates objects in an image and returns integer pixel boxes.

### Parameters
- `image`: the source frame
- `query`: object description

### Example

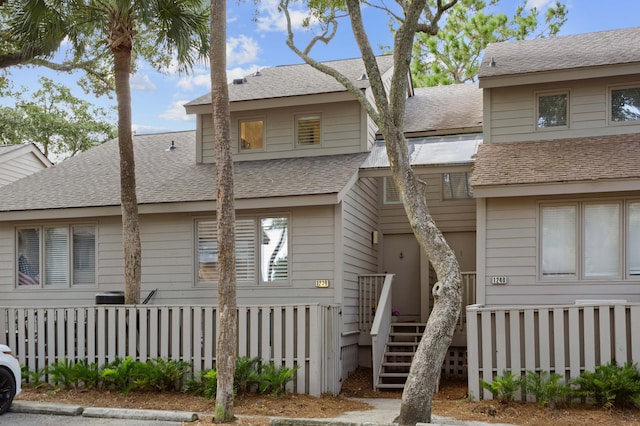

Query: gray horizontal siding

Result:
[488,75,640,143]
[0,206,340,307]
[0,153,47,186]
[342,177,379,335]
[483,196,640,305]
[379,171,476,234]
[200,101,364,163]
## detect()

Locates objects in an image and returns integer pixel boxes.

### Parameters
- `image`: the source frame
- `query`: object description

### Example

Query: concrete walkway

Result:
[10,399,515,426]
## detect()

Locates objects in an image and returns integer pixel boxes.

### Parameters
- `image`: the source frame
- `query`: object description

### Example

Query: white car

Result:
[0,344,20,415]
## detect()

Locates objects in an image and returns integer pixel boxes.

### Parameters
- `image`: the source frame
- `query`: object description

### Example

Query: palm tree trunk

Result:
[211,0,237,421]
[113,48,141,305]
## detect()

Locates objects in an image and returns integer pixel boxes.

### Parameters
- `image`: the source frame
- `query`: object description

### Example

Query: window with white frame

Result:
[16,225,96,287]
[610,86,640,123]
[295,114,321,146]
[443,172,473,200]
[239,118,264,151]
[540,201,640,280]
[383,176,401,204]
[196,215,289,285]
[536,92,568,129]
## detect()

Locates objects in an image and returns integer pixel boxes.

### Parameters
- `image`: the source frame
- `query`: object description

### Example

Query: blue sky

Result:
[4,0,640,134]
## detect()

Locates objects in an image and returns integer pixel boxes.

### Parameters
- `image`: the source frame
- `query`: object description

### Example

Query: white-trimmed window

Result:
[540,201,638,280]
[610,85,640,123]
[443,172,473,200]
[536,92,568,129]
[16,224,96,287]
[239,118,264,151]
[541,205,576,277]
[196,215,289,285]
[197,218,256,284]
[260,217,288,282]
[295,114,321,146]
[383,177,401,205]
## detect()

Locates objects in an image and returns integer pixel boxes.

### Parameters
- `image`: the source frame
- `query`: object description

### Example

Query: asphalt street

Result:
[0,412,182,425]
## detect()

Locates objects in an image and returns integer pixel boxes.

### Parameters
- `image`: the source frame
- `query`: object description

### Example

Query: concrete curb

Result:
[270,419,396,426]
[10,401,83,416]
[11,401,198,423]
[82,407,198,422]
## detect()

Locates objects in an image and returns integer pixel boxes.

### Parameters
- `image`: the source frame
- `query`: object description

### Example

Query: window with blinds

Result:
[72,225,96,285]
[16,224,96,287]
[383,177,401,204]
[295,114,321,146]
[197,218,257,284]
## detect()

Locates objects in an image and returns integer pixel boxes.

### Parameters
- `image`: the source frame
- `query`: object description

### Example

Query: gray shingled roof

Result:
[186,55,395,106]
[471,133,640,187]
[402,84,482,134]
[0,131,367,212]
[479,27,640,79]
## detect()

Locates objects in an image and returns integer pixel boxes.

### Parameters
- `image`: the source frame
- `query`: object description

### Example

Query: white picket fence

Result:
[467,302,640,401]
[0,303,341,396]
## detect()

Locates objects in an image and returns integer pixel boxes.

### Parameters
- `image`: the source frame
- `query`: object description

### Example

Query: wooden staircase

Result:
[375,322,426,390]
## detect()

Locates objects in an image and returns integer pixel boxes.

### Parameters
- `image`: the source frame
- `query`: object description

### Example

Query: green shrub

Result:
[21,364,48,388]
[480,370,522,403]
[183,369,217,399]
[134,358,192,392]
[571,361,640,409]
[524,370,570,407]
[100,357,140,395]
[234,356,261,395]
[48,359,76,389]
[257,361,299,397]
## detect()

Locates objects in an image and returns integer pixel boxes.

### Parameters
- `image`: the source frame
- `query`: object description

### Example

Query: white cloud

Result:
[227,35,261,66]
[130,73,157,92]
[255,0,309,33]
[177,69,211,91]
[159,100,195,122]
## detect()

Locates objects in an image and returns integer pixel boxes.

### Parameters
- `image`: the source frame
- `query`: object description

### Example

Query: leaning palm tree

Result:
[12,0,209,303]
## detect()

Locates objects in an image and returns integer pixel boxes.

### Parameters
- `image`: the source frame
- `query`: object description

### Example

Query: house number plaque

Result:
[491,276,508,285]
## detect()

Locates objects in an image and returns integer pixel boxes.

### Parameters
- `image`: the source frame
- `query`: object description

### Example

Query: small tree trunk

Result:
[210,0,237,422]
[113,47,141,305]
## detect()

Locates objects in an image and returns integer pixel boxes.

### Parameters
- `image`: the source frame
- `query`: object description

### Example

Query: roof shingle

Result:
[402,84,482,134]
[186,55,395,106]
[0,131,367,212]
[471,133,640,187]
[479,27,640,79]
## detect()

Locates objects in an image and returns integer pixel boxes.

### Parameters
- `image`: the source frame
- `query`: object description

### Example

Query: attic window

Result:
[295,114,321,146]
[239,118,264,151]
[610,86,640,123]
[383,177,401,205]
[536,92,568,129]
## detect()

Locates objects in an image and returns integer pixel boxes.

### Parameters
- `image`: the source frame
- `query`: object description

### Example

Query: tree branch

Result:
[280,0,380,123]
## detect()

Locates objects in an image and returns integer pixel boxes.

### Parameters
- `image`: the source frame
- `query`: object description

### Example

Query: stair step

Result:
[384,351,415,357]
[387,341,420,347]
[390,332,423,337]
[382,361,412,367]
[379,372,410,378]
[375,383,406,389]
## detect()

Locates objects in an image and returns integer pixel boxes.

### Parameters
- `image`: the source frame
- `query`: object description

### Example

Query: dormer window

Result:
[610,85,640,123]
[536,91,568,129]
[295,114,321,146]
[239,118,264,151]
